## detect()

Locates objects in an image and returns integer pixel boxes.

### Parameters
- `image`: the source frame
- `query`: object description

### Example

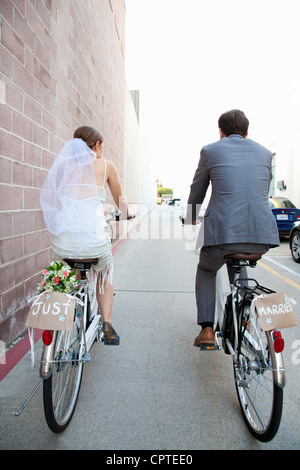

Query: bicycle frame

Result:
[39,275,102,379]
[215,268,286,388]
[13,209,123,420]
[214,273,242,355]
[39,211,122,379]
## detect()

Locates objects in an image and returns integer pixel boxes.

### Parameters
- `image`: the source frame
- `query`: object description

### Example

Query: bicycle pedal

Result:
[102,336,120,345]
[199,343,220,351]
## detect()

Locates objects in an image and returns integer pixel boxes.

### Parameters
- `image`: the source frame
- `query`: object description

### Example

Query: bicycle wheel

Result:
[43,304,84,433]
[233,300,283,442]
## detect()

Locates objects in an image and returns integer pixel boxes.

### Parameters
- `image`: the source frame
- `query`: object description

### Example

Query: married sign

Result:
[254,292,298,331]
[26,291,76,331]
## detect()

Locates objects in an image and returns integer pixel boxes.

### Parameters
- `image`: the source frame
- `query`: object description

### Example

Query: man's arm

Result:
[185,149,210,224]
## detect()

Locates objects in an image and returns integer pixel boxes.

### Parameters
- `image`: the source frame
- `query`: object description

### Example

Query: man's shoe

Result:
[194,327,215,347]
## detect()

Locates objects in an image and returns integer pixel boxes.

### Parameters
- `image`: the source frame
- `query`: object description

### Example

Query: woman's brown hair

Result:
[74,126,104,148]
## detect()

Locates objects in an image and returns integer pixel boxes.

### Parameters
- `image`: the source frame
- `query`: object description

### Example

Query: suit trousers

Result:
[196,243,270,325]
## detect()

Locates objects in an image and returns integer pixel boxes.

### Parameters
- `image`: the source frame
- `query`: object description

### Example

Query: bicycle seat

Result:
[64,258,98,270]
[225,253,262,270]
[225,253,262,261]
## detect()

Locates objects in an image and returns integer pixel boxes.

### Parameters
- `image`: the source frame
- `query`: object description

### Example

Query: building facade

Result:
[269,131,300,208]
[267,82,300,207]
[0,0,127,346]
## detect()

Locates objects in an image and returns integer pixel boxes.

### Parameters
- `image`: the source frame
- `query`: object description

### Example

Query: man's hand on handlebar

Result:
[179,216,198,226]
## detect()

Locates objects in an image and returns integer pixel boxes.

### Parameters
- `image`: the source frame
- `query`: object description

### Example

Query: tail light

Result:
[42,330,53,346]
[272,330,284,353]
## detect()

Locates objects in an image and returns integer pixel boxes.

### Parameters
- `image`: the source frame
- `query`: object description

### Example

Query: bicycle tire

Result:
[233,300,283,442]
[43,305,84,433]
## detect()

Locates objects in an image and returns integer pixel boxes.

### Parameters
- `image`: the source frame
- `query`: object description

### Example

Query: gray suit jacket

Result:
[186,134,280,247]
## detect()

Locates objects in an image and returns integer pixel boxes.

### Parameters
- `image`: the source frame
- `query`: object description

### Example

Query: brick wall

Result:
[0,0,126,346]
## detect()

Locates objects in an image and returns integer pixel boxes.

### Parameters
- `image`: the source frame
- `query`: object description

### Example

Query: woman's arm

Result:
[107,161,133,219]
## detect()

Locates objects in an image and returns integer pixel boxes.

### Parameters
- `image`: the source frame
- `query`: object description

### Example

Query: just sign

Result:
[26,291,76,331]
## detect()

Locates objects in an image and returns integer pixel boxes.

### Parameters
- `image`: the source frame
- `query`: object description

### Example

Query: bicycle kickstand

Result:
[13,378,44,416]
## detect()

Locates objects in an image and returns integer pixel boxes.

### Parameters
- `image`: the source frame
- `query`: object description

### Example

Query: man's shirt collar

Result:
[228,134,244,139]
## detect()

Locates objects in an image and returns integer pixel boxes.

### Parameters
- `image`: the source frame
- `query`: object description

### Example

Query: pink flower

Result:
[41,280,46,286]
[54,277,60,284]
[63,270,69,277]
[42,269,48,275]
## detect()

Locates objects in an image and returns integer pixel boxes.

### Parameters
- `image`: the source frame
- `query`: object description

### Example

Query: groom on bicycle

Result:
[183,109,279,347]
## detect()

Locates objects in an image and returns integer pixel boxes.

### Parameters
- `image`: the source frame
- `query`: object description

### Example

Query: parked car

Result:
[269,197,300,236]
[289,221,300,263]
[168,198,181,206]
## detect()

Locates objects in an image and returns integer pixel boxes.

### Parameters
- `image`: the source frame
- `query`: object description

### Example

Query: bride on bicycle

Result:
[40,125,133,345]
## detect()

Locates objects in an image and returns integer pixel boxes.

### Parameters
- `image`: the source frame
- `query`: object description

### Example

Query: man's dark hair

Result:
[218,109,249,137]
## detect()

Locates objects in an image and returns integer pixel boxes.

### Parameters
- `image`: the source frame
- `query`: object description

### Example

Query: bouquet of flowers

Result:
[38,261,79,294]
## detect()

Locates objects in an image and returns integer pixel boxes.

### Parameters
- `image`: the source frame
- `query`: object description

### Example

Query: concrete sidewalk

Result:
[1,205,298,450]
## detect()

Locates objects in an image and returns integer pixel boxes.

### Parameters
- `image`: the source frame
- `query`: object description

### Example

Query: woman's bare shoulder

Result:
[106,159,118,175]
[106,159,116,169]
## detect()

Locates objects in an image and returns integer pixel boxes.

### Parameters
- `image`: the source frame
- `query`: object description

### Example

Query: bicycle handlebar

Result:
[106,209,136,222]
[106,209,122,222]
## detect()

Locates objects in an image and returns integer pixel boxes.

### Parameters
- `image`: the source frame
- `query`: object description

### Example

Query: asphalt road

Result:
[1,205,299,450]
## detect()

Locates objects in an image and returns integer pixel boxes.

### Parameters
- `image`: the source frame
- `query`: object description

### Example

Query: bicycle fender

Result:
[39,331,57,379]
[267,332,286,388]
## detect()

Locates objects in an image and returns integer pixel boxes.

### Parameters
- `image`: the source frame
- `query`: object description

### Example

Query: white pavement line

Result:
[266,257,300,278]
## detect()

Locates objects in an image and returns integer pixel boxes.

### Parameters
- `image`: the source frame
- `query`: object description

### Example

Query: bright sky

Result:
[124,0,300,198]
